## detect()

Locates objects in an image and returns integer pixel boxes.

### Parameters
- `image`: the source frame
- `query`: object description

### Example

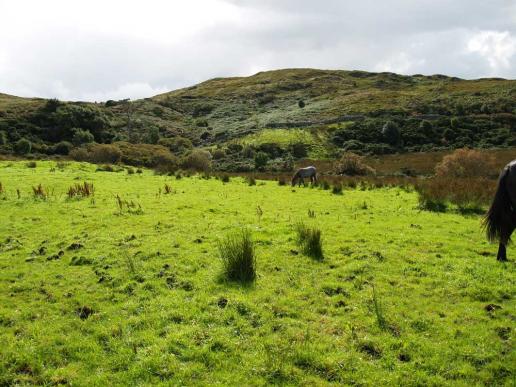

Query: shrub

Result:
[435,148,495,178]
[289,143,308,158]
[218,229,256,283]
[158,137,193,155]
[278,177,286,186]
[382,121,401,146]
[254,151,269,171]
[54,141,73,155]
[14,138,32,155]
[72,128,95,146]
[0,131,7,146]
[220,174,230,183]
[145,126,160,144]
[26,161,37,168]
[152,151,179,174]
[181,149,212,172]
[298,100,305,108]
[334,153,375,176]
[211,149,226,160]
[71,144,122,164]
[247,176,256,186]
[295,222,324,260]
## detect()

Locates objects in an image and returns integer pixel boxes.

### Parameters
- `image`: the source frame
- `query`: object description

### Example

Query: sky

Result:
[0,0,515,101]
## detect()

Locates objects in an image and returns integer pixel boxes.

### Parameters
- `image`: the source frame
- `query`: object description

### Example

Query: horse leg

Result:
[498,223,515,261]
[497,243,507,262]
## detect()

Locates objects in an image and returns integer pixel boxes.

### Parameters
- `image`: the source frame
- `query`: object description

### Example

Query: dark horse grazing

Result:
[483,160,516,261]
[292,166,317,186]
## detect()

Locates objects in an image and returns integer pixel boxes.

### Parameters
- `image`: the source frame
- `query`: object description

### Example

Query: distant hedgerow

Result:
[218,229,256,283]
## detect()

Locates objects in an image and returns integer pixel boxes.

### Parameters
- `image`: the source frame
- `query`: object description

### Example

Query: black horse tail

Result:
[483,167,512,243]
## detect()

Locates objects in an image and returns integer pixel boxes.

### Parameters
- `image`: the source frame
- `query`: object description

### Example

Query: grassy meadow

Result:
[0,161,514,385]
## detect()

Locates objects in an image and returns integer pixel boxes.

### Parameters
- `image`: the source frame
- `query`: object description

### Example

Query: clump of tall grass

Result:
[295,222,324,260]
[32,184,48,199]
[163,183,173,194]
[220,174,230,183]
[415,177,494,212]
[372,285,387,330]
[332,183,343,195]
[247,176,257,186]
[115,194,144,215]
[218,229,256,283]
[0,182,3,195]
[67,182,94,199]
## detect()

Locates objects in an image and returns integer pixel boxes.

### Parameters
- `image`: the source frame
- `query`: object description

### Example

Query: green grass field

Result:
[0,161,514,385]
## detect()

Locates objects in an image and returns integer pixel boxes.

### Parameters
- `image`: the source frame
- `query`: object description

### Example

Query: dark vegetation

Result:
[0,69,514,172]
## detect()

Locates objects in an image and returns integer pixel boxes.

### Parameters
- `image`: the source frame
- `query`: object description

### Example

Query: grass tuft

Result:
[32,184,48,200]
[295,222,324,260]
[218,229,256,283]
[67,182,94,199]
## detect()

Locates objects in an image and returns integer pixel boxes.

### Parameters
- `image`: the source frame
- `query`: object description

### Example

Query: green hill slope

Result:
[0,69,515,165]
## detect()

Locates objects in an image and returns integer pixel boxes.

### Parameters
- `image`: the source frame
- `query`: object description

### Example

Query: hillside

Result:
[0,69,515,170]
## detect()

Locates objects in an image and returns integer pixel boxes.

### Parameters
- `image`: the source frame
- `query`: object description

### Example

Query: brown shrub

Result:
[70,144,122,164]
[435,148,496,178]
[334,153,375,176]
[181,149,212,172]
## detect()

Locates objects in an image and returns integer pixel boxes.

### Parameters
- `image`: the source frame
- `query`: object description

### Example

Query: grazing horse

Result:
[483,160,516,261]
[291,166,317,186]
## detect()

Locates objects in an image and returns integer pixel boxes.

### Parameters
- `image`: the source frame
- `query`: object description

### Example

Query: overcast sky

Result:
[0,0,515,101]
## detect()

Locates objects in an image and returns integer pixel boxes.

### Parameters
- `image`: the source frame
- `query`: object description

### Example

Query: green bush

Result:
[72,129,95,146]
[254,151,269,171]
[158,137,193,155]
[218,229,256,283]
[14,138,32,154]
[381,121,401,146]
[145,126,160,144]
[54,141,73,155]
[0,131,7,146]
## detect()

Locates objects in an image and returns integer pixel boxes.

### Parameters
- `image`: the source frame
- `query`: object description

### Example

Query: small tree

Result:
[146,126,160,144]
[382,121,401,146]
[72,128,95,146]
[0,131,7,146]
[14,138,32,155]
[254,151,269,171]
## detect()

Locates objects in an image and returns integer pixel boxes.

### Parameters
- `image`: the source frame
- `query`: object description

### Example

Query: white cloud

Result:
[467,30,516,73]
[374,52,426,74]
[0,1,514,101]
[77,83,170,102]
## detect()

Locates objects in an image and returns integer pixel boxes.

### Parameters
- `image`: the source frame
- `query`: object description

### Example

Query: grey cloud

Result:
[0,0,514,101]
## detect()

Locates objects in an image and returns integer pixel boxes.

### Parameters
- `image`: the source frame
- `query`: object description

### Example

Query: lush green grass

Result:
[0,161,514,385]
